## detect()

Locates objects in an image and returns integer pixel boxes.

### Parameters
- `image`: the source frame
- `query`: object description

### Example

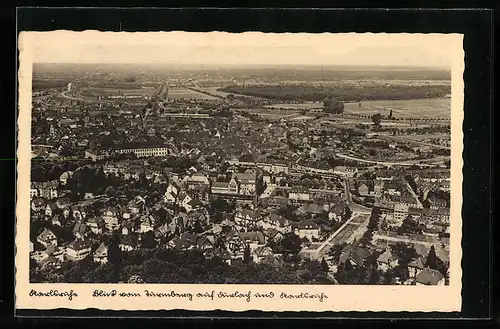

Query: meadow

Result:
[166,87,218,100]
[343,98,450,119]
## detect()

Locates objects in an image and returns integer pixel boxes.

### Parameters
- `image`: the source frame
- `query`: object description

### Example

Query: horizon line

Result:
[33,62,451,70]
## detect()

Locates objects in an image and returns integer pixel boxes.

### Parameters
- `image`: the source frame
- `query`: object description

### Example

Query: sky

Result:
[24,31,461,69]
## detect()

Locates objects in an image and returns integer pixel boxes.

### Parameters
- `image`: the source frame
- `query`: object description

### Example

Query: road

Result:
[316,213,369,258]
[378,134,451,150]
[337,153,448,168]
[372,234,438,247]
[61,90,83,101]
[404,180,423,208]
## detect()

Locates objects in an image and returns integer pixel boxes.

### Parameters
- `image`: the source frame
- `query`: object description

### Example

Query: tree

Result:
[372,113,382,127]
[359,230,373,247]
[397,216,422,235]
[107,232,122,265]
[320,258,329,274]
[425,246,438,270]
[391,242,418,265]
[323,98,344,114]
[280,232,303,255]
[141,231,157,249]
[243,245,252,264]
[105,186,117,197]
[342,206,352,221]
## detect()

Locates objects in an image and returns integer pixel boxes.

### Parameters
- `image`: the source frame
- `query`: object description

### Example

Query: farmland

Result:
[167,87,218,100]
[264,102,323,110]
[343,98,450,119]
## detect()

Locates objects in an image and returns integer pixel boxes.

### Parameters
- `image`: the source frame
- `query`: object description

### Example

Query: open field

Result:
[290,116,316,121]
[398,133,450,141]
[344,98,450,119]
[167,87,218,100]
[199,87,255,98]
[81,87,157,98]
[264,102,323,110]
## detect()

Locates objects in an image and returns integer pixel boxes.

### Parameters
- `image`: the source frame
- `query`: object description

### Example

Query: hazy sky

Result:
[24,31,461,68]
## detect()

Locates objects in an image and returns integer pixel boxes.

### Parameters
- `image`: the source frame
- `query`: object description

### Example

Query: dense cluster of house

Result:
[30,87,451,286]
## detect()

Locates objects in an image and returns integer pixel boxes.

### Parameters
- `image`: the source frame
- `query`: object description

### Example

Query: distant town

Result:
[30,63,451,286]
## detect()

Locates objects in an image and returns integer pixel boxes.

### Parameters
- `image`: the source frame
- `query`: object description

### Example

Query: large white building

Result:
[393,202,410,225]
[115,146,172,158]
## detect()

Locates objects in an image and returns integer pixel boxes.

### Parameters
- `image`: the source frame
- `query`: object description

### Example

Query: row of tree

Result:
[220,84,451,102]
[31,247,336,285]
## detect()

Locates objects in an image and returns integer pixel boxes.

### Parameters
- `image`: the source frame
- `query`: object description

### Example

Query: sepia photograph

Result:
[17,31,464,312]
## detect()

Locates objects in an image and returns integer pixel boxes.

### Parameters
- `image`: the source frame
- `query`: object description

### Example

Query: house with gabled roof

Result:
[56,196,71,209]
[119,235,138,252]
[164,181,181,204]
[43,243,65,262]
[261,213,292,234]
[212,248,232,265]
[120,219,137,236]
[45,203,59,218]
[59,171,74,185]
[102,207,121,231]
[408,256,427,278]
[127,199,143,214]
[177,191,193,210]
[168,236,194,251]
[415,268,445,286]
[31,198,46,212]
[339,244,373,268]
[239,231,266,251]
[73,221,87,240]
[196,235,215,251]
[225,229,246,258]
[376,249,399,271]
[86,216,105,235]
[252,246,274,263]
[139,214,157,234]
[288,187,311,202]
[234,209,263,231]
[51,214,63,227]
[37,228,58,248]
[66,239,92,261]
[93,242,108,264]
[295,219,320,241]
[185,199,204,213]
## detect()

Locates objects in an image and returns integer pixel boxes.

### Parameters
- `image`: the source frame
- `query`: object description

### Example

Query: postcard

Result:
[17,31,463,312]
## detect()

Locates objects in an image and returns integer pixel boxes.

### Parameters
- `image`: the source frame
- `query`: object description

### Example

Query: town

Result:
[29,63,451,286]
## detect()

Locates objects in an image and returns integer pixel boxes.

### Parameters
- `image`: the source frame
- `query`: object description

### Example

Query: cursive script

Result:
[29,289,78,301]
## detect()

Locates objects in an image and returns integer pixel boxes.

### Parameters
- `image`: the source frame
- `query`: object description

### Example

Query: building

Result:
[288,187,311,202]
[393,203,410,226]
[408,256,427,278]
[211,181,231,194]
[93,242,108,264]
[85,149,110,161]
[31,181,59,200]
[333,166,358,178]
[415,268,445,286]
[37,228,58,248]
[257,161,290,175]
[164,182,181,203]
[234,209,263,230]
[65,240,92,261]
[115,146,172,158]
[261,213,292,234]
[376,249,399,271]
[295,219,320,241]
[231,172,257,195]
[339,245,373,267]
[59,171,74,185]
